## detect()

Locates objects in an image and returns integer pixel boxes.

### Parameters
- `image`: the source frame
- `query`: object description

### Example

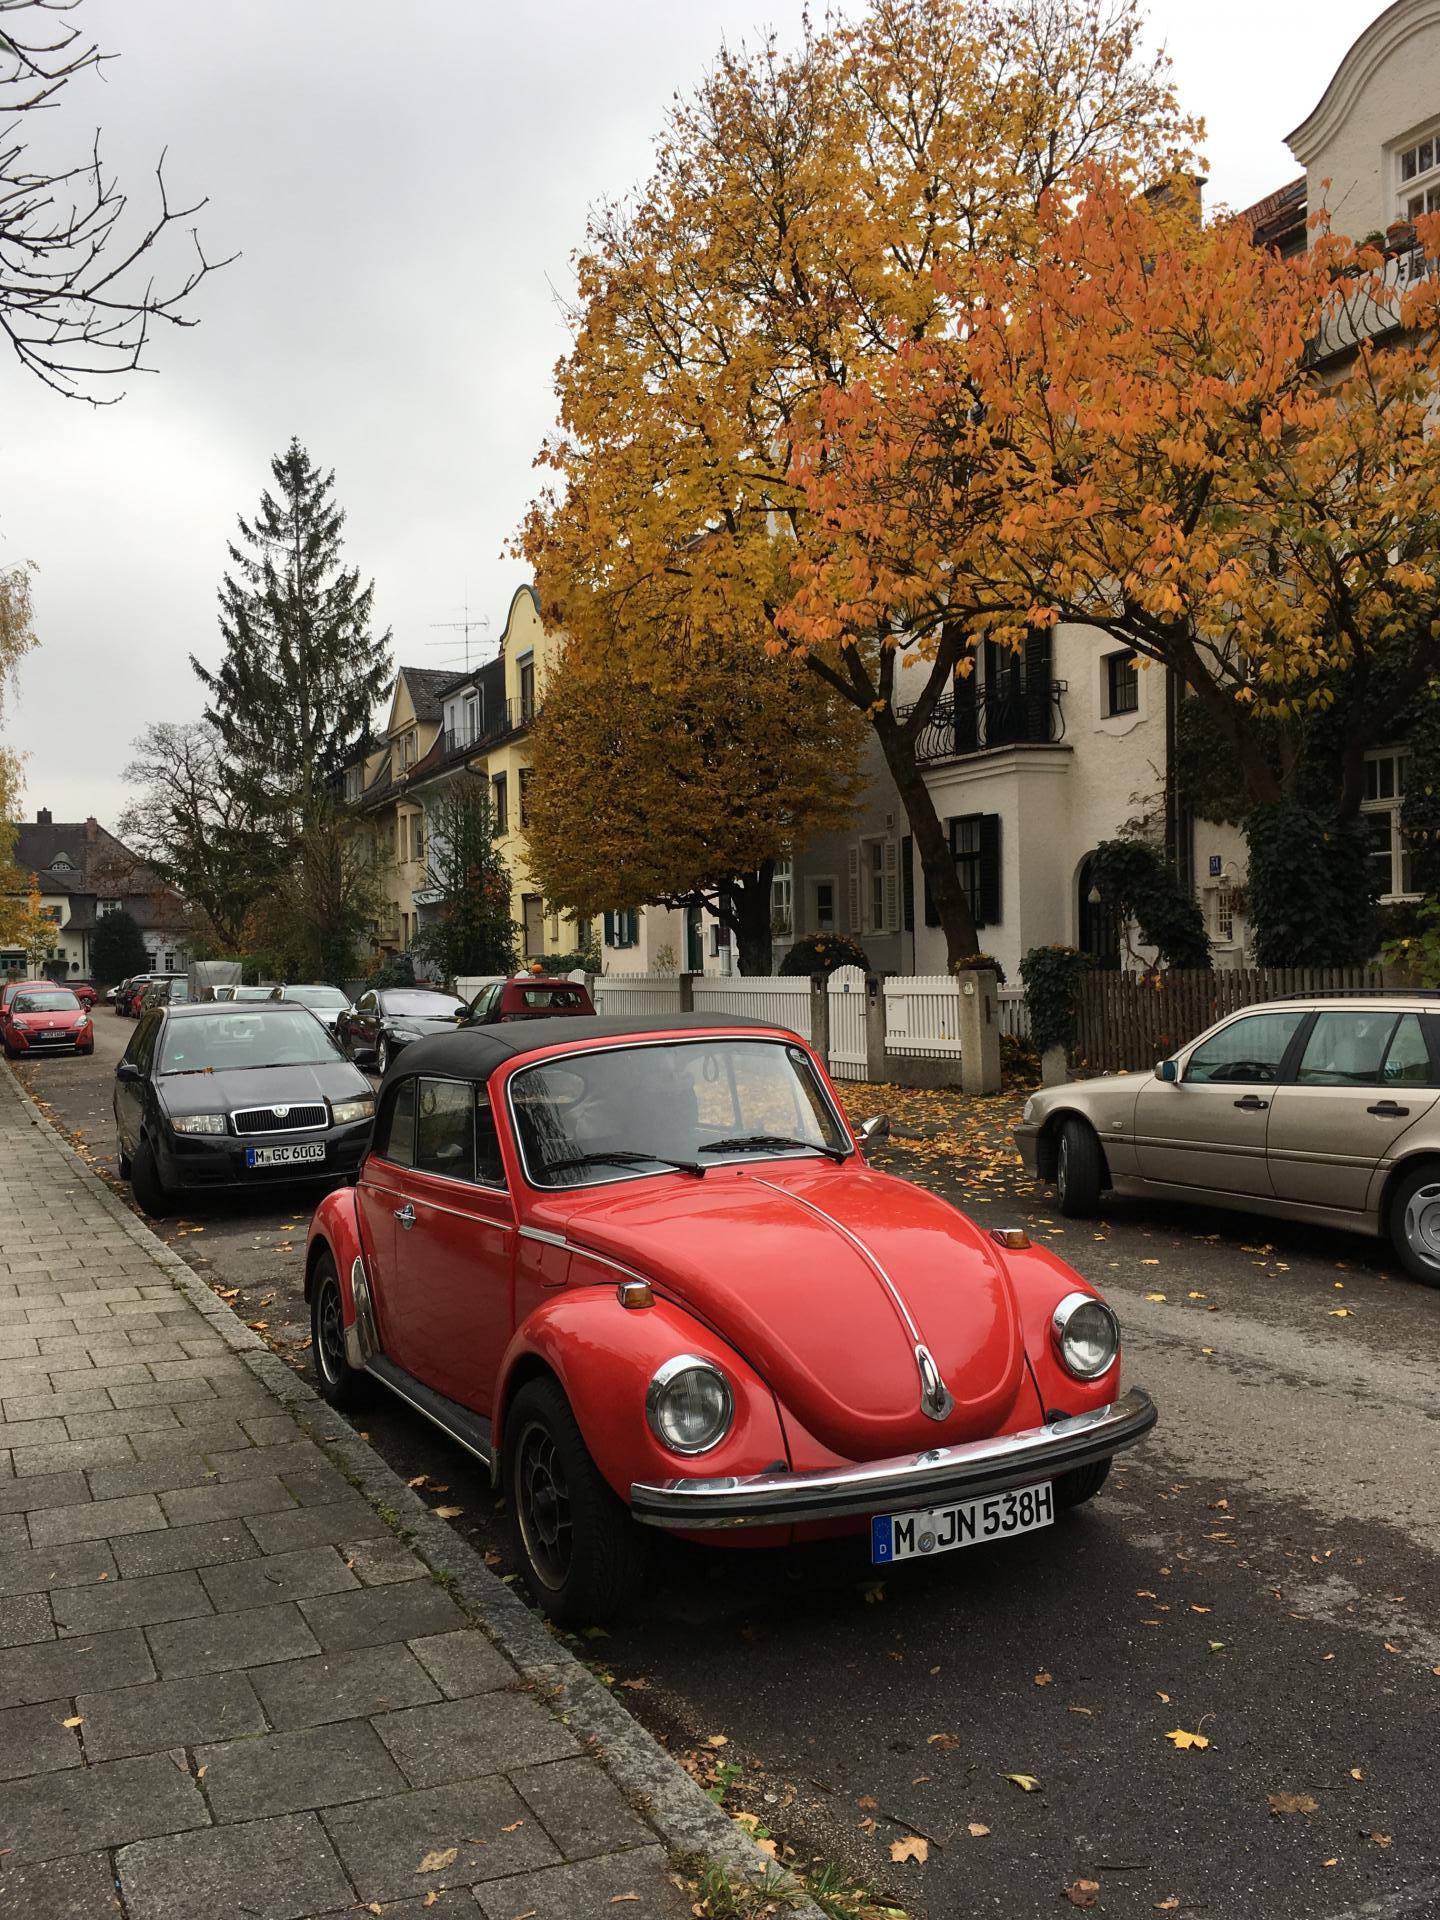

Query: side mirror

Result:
[115,1061,142,1083]
[1157,1058,1179,1083]
[857,1113,890,1144]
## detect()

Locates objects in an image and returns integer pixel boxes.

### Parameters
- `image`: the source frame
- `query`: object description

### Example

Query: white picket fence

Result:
[496,966,1032,1082]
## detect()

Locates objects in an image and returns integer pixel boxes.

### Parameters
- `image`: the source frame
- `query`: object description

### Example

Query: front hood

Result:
[159,1060,369,1119]
[389,1018,459,1037]
[539,1164,1028,1458]
[14,1012,84,1029]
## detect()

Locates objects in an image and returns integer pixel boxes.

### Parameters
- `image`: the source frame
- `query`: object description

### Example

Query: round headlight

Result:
[646,1356,734,1455]
[1052,1291,1120,1380]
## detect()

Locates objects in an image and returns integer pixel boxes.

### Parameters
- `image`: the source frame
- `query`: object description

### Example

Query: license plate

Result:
[870,1479,1054,1564]
[245,1142,326,1169]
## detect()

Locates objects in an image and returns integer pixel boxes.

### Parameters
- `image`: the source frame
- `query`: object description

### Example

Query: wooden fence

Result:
[1074,966,1387,1073]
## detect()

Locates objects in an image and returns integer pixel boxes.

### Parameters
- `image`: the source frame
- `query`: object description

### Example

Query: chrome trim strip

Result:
[630,1388,1158,1529]
[518,1225,664,1289]
[519,1225,569,1249]
[364,1360,492,1468]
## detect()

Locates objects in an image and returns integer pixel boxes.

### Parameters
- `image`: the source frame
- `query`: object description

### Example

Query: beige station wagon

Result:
[1014,993,1440,1285]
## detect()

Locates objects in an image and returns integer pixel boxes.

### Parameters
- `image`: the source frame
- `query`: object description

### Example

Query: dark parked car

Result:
[140,979,193,1014]
[114,1002,376,1217]
[463,972,595,1025]
[336,988,468,1076]
[269,983,352,1034]
[117,975,163,1017]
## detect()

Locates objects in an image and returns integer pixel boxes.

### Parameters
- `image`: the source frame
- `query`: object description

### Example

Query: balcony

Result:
[899,681,1067,765]
[441,698,539,759]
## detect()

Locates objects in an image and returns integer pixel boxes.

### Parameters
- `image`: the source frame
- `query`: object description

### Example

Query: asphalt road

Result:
[14,1013,1440,1920]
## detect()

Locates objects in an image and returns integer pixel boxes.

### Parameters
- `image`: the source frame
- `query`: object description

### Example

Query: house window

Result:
[1398,128,1440,219]
[1105,650,1139,717]
[518,767,533,829]
[604,909,638,948]
[164,952,176,973]
[771,860,793,937]
[1211,885,1235,944]
[927,815,1002,928]
[396,729,418,770]
[464,693,480,741]
[812,878,835,932]
[344,765,363,803]
[852,839,898,934]
[491,774,508,834]
[98,899,120,917]
[518,654,536,722]
[1362,749,1416,900]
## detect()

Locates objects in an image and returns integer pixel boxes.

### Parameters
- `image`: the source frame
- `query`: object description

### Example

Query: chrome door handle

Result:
[394,1203,416,1229]
[1367,1101,1409,1117]
[1233,1095,1269,1111]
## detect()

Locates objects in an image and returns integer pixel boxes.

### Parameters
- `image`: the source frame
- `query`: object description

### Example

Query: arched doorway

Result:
[1077,854,1121,971]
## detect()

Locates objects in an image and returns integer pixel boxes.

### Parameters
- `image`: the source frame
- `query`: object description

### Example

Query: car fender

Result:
[495,1291,790,1508]
[996,1239,1122,1416]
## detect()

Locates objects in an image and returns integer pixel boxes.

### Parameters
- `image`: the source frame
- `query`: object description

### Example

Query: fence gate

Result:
[827,964,869,1081]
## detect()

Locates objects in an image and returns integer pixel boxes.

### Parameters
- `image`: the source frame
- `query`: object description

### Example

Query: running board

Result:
[364,1354,493,1469]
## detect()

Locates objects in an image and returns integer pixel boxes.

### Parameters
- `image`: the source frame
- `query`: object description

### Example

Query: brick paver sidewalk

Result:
[0,1067,794,1920]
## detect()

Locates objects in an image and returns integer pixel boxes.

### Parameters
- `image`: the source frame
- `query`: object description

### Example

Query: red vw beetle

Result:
[305,1015,1156,1620]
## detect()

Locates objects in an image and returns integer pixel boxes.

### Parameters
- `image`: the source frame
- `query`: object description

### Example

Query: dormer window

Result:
[48,854,73,872]
[1397,127,1440,219]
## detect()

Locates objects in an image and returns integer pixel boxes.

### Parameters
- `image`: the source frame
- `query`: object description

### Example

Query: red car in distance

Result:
[65,980,98,1009]
[2,984,93,1058]
[304,1014,1155,1622]
[463,972,596,1025]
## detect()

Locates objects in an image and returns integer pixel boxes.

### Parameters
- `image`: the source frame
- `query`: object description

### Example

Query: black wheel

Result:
[1054,1457,1111,1509]
[310,1253,371,1409]
[504,1376,650,1625]
[1055,1117,1104,1218]
[1387,1161,1440,1287]
[129,1140,171,1218]
[376,1036,390,1076]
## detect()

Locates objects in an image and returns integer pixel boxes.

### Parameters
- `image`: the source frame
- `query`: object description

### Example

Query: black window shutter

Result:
[1024,628,1052,739]
[977,815,1002,928]
[924,823,951,928]
[954,658,978,755]
[901,836,915,932]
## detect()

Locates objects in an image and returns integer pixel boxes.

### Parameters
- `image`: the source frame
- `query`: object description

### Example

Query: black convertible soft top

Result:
[387,1012,797,1084]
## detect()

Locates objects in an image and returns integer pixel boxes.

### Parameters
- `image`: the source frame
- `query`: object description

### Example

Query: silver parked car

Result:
[1014,992,1440,1285]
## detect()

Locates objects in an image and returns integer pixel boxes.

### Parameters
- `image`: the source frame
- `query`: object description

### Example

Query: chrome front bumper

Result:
[630,1386,1157,1529]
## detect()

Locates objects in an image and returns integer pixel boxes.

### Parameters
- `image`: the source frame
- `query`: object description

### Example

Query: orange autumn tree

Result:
[786,173,1440,955]
[521,0,1196,965]
[526,630,865,974]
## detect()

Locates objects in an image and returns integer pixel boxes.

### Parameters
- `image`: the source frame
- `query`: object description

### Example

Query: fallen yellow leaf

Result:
[967,1822,991,1837]
[1064,1881,1100,1910]
[1033,1671,1053,1687]
[927,1732,960,1749]
[1166,1729,1210,1751]
[1002,1772,1041,1792]
[1144,1292,1167,1302]
[890,1836,929,1864]
[62,1716,82,1728]
[433,1505,464,1520]
[705,1734,729,1749]
[417,1847,458,1874]
[1267,1792,1318,1816]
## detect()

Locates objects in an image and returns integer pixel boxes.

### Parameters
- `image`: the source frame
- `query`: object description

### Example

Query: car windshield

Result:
[382,991,466,1018]
[232,986,274,1002]
[13,991,78,1013]
[158,1008,342,1074]
[286,986,349,1009]
[510,1038,849,1187]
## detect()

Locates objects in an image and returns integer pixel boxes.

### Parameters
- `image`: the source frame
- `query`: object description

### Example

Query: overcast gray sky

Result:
[3,0,1386,827]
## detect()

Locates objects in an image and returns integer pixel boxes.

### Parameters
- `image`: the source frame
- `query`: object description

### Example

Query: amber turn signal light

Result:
[617,1281,654,1309]
[990,1227,1031,1250]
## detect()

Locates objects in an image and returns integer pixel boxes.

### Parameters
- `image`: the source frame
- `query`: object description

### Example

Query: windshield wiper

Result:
[699,1134,848,1163]
[541,1148,705,1179]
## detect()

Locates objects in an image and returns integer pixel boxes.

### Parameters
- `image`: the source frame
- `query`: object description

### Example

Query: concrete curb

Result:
[4,1064,826,1919]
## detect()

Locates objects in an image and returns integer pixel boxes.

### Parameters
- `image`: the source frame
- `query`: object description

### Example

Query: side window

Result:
[416,1079,475,1180]
[1184,1010,1306,1085]
[474,985,500,1023]
[476,1088,506,1187]
[1296,1011,1398,1087]
[1383,1013,1433,1086]
[134,1012,161,1075]
[358,992,376,1014]
[376,1079,416,1167]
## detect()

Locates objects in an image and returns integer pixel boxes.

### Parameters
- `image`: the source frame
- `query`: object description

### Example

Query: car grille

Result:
[230,1103,328,1136]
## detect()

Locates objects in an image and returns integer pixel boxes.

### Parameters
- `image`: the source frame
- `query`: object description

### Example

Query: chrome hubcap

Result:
[1404,1184,1440,1269]
[516,1419,572,1592]
[316,1278,346,1384]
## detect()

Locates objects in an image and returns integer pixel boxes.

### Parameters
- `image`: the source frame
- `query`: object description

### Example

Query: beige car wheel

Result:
[1392,1164,1440,1287]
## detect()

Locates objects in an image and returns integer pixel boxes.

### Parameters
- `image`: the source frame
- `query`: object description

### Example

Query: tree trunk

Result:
[728,864,775,975]
[871,708,980,962]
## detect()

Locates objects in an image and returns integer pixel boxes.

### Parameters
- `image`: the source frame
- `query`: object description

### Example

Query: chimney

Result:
[36,807,51,826]
[84,817,98,841]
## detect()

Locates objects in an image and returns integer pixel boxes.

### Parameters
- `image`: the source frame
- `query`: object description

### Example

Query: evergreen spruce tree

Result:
[192,439,392,838]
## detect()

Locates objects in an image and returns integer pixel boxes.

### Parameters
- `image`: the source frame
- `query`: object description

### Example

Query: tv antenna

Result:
[429,600,490,674]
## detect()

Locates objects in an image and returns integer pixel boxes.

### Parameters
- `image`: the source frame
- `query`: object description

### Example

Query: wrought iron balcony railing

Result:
[898,680,1067,765]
